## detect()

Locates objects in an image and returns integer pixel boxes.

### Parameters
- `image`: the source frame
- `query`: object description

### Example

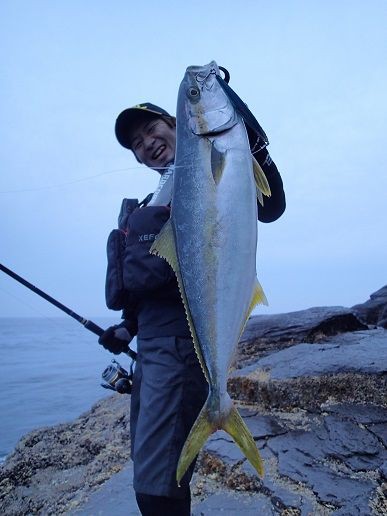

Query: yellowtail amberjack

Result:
[151,60,271,484]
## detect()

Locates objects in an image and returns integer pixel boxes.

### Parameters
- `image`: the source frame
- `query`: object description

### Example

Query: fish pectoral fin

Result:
[252,155,271,199]
[256,188,264,207]
[176,399,215,485]
[150,219,178,273]
[223,403,264,477]
[211,144,226,185]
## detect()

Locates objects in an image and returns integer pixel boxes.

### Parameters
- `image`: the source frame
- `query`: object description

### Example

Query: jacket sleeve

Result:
[255,146,286,223]
[246,125,286,223]
[121,305,139,337]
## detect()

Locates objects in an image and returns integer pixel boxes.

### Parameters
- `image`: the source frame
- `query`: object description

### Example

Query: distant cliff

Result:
[1,287,386,515]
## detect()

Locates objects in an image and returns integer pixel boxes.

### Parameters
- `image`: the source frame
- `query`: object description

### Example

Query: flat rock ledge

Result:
[195,402,386,516]
[1,288,386,515]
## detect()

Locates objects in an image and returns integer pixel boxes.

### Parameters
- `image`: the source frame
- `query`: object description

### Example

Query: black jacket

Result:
[254,147,285,223]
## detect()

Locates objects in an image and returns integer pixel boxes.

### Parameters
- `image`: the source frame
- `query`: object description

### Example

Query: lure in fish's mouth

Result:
[194,65,230,88]
[215,73,269,149]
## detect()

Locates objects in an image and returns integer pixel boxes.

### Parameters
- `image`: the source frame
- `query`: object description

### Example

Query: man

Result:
[100,102,285,515]
[118,104,176,171]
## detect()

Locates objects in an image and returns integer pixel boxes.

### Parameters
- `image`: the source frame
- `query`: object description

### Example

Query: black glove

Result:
[98,324,133,355]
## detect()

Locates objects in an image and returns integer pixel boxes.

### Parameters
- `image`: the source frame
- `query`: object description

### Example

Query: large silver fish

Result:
[151,61,271,484]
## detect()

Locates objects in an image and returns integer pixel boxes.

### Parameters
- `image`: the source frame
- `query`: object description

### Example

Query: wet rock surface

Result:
[1,288,386,515]
[352,285,387,329]
[196,404,386,515]
[229,329,387,410]
[0,395,131,515]
[237,306,368,366]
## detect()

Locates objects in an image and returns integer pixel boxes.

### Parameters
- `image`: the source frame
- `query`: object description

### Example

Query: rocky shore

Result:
[1,287,386,515]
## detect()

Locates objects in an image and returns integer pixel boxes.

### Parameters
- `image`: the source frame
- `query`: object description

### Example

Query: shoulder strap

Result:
[118,198,139,230]
[139,193,154,207]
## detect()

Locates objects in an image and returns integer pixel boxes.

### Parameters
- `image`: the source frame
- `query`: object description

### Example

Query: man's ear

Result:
[132,151,142,164]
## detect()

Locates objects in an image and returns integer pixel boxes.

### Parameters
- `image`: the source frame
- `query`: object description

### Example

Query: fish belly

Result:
[174,135,257,388]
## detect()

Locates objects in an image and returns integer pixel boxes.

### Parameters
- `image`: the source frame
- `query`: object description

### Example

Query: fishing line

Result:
[0,263,136,360]
[0,145,261,195]
[0,166,142,194]
[0,165,186,194]
[0,285,66,332]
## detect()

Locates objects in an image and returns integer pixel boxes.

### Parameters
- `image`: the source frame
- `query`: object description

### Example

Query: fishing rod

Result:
[0,262,136,394]
[0,262,104,337]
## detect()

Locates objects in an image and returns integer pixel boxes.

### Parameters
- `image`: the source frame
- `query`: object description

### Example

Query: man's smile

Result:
[129,117,176,170]
[152,145,166,161]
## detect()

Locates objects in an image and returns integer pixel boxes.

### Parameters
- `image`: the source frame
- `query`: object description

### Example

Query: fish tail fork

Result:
[176,395,264,485]
[223,403,264,477]
[176,400,215,486]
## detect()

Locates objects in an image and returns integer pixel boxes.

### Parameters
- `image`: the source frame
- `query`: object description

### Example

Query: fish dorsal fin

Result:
[150,219,179,273]
[238,277,268,341]
[211,144,226,185]
[252,155,271,201]
[249,277,268,314]
[150,221,210,381]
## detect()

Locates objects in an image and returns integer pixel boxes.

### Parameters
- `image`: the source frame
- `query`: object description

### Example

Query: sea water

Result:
[0,317,134,463]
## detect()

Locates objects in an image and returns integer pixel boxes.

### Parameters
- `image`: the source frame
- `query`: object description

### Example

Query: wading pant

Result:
[135,492,190,516]
[130,336,208,514]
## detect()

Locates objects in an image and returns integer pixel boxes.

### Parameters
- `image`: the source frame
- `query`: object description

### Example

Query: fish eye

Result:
[188,87,200,98]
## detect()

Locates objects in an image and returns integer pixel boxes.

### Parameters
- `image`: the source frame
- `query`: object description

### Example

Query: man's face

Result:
[130,117,176,170]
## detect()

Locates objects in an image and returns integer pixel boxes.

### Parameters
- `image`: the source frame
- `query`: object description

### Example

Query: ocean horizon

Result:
[0,316,134,463]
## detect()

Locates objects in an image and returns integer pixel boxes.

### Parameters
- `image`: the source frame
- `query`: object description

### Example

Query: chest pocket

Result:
[105,198,139,310]
[105,202,176,310]
[123,206,175,293]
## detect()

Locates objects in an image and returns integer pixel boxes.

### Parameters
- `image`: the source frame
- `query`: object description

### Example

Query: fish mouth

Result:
[189,104,238,136]
[200,125,234,137]
[152,145,166,160]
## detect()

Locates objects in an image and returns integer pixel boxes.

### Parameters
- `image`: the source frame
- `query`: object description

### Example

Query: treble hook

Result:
[196,68,216,84]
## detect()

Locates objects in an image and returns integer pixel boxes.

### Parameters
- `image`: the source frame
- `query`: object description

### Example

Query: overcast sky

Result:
[1,0,386,321]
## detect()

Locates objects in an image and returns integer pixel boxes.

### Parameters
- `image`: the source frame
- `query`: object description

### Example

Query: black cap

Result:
[115,102,171,150]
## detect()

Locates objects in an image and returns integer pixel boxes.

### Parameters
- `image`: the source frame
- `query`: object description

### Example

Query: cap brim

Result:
[115,104,171,150]
[115,109,161,150]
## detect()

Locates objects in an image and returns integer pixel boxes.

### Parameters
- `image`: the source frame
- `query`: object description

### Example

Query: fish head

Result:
[177,60,237,136]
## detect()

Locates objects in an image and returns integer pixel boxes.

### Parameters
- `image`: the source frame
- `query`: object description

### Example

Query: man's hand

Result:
[98,324,133,355]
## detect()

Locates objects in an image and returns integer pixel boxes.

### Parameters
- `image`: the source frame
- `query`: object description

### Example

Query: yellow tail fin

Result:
[223,403,264,477]
[176,394,264,485]
[176,402,215,485]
